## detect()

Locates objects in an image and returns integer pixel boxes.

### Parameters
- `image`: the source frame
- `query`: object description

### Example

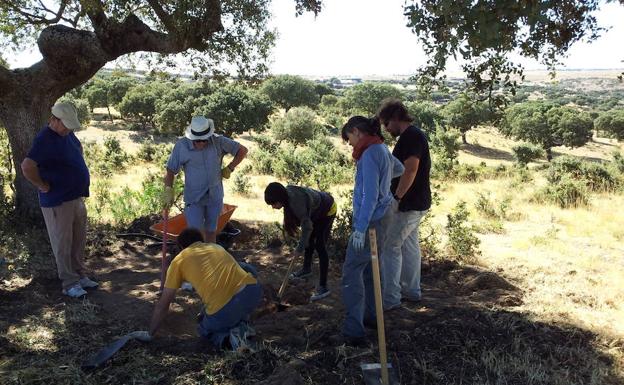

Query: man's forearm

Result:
[148,300,169,336]
[228,146,248,170]
[163,169,175,187]
[21,160,48,191]
[395,169,417,198]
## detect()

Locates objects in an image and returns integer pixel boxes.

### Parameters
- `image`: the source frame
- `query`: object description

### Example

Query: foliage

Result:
[341,82,404,115]
[441,93,489,143]
[271,106,324,146]
[260,75,319,111]
[594,109,624,140]
[501,102,593,160]
[535,176,590,209]
[547,156,617,193]
[406,101,444,134]
[446,201,481,263]
[405,0,607,107]
[0,128,14,210]
[57,96,92,127]
[231,173,252,196]
[154,82,213,135]
[329,189,353,260]
[512,143,544,166]
[83,139,129,177]
[118,83,167,128]
[195,84,274,137]
[430,127,460,179]
[85,75,135,120]
[474,193,511,221]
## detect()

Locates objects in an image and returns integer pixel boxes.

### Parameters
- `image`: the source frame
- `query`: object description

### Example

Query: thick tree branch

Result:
[1,0,69,25]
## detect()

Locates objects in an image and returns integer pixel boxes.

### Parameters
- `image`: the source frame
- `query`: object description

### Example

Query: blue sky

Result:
[8,0,624,77]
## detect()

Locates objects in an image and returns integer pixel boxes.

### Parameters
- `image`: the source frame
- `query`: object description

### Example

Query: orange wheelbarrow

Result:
[150,203,238,291]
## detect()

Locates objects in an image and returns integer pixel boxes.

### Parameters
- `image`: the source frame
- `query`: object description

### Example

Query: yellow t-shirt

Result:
[327,201,337,217]
[164,242,257,315]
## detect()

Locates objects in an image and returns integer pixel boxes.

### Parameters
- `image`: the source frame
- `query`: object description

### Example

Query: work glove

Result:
[128,330,152,342]
[160,186,174,210]
[350,230,366,252]
[221,165,232,179]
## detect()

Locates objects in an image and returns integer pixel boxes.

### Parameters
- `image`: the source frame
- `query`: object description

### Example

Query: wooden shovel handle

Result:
[278,254,297,299]
[369,228,389,385]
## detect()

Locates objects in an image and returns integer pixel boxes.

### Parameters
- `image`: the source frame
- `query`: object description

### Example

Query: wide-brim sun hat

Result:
[51,102,81,130]
[185,116,215,140]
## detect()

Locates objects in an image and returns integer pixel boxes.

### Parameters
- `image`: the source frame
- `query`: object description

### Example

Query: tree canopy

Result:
[404,0,622,106]
[260,75,320,111]
[501,102,593,159]
[342,82,404,116]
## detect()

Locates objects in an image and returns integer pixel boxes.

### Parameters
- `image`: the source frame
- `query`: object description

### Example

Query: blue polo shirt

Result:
[26,126,90,208]
[166,135,240,204]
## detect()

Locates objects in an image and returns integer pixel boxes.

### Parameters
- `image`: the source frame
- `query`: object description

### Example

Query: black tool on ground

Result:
[360,228,400,385]
[275,255,297,311]
[81,334,133,370]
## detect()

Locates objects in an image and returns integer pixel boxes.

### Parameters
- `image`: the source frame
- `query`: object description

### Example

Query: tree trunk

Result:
[546,147,553,161]
[107,105,113,122]
[1,96,56,217]
[461,131,468,144]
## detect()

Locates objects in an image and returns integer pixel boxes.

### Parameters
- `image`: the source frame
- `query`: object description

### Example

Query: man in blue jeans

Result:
[131,228,262,349]
[377,99,432,310]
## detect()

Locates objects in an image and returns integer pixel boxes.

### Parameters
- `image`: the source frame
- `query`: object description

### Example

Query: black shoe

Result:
[343,335,367,347]
[289,269,312,280]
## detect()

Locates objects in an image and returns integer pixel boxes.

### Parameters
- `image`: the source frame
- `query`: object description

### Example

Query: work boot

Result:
[343,335,367,348]
[363,318,377,330]
[310,286,331,301]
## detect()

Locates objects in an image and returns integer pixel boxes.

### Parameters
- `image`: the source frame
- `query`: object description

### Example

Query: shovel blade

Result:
[361,363,400,385]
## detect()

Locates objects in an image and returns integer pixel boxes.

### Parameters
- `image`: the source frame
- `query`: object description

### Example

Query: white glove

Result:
[350,231,365,252]
[128,330,152,342]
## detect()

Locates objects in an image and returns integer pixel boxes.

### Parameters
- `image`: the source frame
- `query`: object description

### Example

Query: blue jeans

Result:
[381,200,428,307]
[197,262,262,347]
[341,218,388,338]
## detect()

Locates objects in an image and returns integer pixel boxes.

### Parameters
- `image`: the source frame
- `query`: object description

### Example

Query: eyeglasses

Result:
[193,139,208,143]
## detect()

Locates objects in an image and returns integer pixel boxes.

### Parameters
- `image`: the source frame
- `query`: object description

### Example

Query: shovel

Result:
[275,254,298,311]
[159,209,169,292]
[361,228,399,385]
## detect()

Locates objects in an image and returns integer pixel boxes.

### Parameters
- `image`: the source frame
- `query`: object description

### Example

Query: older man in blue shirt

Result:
[21,102,98,298]
[162,116,248,243]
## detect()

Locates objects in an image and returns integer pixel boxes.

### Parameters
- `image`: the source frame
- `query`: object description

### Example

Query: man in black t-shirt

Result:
[377,99,431,310]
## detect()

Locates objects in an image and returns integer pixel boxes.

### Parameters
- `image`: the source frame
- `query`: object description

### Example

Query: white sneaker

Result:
[181,282,194,291]
[63,284,87,298]
[79,277,99,289]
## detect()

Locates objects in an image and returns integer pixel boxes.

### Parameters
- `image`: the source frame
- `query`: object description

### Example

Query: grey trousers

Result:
[41,198,88,289]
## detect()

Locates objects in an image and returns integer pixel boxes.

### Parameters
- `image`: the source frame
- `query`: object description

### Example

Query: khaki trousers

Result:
[41,198,88,289]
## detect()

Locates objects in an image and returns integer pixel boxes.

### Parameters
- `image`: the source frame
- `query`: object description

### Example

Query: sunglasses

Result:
[193,139,208,143]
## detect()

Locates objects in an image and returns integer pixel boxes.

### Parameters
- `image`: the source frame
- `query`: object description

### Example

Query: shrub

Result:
[535,176,589,208]
[231,173,252,196]
[547,156,616,192]
[446,201,481,262]
[271,106,324,146]
[430,128,460,179]
[103,136,129,168]
[512,143,544,166]
[329,190,353,260]
[454,164,482,182]
[474,193,511,220]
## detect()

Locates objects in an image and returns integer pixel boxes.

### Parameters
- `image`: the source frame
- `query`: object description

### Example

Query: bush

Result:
[446,201,481,262]
[512,143,544,166]
[547,156,616,192]
[430,128,460,179]
[329,190,353,260]
[536,176,589,208]
[474,193,511,220]
[103,136,129,168]
[231,173,252,196]
[271,106,324,146]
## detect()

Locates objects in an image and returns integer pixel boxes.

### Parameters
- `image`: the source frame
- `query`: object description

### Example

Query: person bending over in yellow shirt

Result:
[130,228,262,349]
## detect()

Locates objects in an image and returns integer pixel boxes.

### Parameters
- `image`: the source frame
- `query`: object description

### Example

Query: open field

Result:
[1,111,624,384]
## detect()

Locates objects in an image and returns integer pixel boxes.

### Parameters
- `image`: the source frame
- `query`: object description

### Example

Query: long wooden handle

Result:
[160,210,169,292]
[369,228,389,385]
[278,255,297,299]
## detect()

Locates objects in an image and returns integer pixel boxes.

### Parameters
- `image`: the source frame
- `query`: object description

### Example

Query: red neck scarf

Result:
[352,135,383,160]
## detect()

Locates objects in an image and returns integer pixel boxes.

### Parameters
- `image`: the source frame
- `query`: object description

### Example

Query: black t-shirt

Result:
[391,125,431,211]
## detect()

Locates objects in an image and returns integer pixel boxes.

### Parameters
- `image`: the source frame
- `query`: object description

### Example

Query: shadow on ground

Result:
[1,219,622,385]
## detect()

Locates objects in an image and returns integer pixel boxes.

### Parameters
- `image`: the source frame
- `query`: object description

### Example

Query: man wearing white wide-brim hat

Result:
[162,116,248,242]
